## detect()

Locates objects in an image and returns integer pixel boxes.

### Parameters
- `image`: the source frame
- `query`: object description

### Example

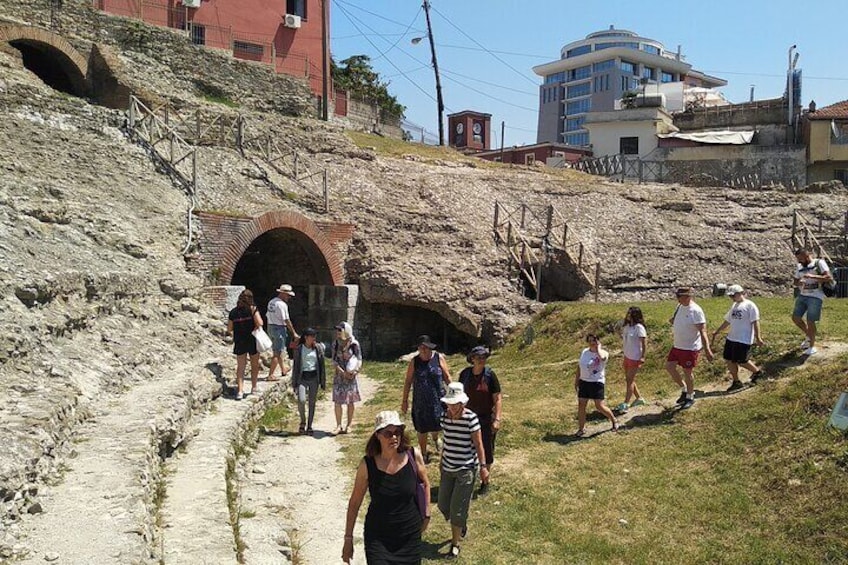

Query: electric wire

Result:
[429,3,538,87]
[370,6,422,62]
[333,0,426,34]
[332,0,443,108]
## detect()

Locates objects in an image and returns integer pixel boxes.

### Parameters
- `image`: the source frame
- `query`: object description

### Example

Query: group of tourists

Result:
[227,248,834,564]
[344,336,502,563]
[572,247,834,435]
[226,284,362,435]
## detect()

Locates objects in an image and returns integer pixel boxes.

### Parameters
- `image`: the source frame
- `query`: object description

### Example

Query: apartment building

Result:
[532,26,726,146]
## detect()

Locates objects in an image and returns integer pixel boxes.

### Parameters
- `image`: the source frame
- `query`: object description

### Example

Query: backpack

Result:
[815,260,837,298]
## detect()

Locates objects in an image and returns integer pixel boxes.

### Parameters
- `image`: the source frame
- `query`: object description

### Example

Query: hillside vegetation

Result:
[353,297,848,564]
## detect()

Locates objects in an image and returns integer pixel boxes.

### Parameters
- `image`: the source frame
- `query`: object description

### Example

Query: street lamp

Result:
[412,0,444,146]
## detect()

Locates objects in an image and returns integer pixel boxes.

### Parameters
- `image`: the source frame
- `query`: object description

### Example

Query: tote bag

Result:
[253,328,273,353]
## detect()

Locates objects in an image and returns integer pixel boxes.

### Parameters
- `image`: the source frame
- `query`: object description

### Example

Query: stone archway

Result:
[219,210,345,286]
[0,24,89,96]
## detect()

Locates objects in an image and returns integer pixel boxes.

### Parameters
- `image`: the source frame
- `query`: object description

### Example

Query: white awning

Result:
[657,130,754,144]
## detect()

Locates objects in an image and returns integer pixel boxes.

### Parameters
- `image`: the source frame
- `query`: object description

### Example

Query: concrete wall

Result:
[808,162,848,184]
[673,98,786,131]
[536,87,560,143]
[651,144,807,187]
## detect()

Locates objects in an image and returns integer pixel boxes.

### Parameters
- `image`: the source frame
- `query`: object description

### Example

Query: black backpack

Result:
[816,260,837,297]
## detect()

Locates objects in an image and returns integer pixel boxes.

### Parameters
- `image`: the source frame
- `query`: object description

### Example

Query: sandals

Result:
[611,421,620,432]
[298,423,306,434]
[574,429,586,437]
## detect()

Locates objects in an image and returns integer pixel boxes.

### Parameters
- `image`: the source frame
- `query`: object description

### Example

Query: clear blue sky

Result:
[330,0,848,146]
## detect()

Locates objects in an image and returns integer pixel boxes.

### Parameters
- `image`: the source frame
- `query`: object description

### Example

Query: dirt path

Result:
[240,375,379,565]
[574,339,848,438]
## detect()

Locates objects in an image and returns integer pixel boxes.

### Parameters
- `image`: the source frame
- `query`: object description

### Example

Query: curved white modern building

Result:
[532,26,726,145]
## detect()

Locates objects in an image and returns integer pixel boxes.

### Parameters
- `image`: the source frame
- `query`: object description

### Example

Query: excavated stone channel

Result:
[13,363,220,564]
[159,379,287,565]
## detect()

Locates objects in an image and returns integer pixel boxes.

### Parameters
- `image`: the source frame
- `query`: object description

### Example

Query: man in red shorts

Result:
[666,287,714,409]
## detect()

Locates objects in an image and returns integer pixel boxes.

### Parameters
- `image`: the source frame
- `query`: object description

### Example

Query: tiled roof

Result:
[808,99,848,119]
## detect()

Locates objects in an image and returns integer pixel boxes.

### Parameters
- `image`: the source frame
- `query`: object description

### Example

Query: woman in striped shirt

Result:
[438,382,488,559]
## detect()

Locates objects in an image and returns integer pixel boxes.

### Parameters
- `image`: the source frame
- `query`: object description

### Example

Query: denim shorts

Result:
[268,324,288,354]
[793,295,823,322]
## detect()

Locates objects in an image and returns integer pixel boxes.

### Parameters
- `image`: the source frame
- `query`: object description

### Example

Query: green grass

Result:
[201,93,239,108]
[344,297,848,564]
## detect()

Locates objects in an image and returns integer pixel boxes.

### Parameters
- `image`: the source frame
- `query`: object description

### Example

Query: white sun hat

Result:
[440,382,469,405]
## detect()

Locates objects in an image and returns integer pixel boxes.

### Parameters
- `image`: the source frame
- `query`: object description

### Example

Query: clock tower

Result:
[447,110,492,152]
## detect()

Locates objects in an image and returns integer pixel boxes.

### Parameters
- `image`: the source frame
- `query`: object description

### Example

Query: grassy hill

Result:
[352,297,848,564]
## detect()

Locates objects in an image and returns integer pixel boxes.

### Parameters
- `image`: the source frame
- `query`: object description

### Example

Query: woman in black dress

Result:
[343,411,430,564]
[226,289,263,400]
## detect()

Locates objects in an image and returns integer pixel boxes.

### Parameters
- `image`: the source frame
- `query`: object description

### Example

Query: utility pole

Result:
[422,0,444,146]
[321,0,330,121]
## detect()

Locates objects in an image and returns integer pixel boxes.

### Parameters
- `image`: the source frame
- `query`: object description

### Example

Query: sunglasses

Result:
[379,427,403,438]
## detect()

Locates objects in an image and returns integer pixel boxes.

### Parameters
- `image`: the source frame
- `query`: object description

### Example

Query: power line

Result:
[440,74,537,113]
[440,67,536,96]
[429,4,538,87]
[370,6,422,62]
[332,0,443,108]
[437,43,549,60]
[703,69,848,81]
[333,0,426,34]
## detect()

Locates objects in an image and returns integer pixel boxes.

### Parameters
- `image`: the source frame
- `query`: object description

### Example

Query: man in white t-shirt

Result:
[266,284,299,381]
[665,287,713,409]
[792,248,833,356]
[711,285,765,391]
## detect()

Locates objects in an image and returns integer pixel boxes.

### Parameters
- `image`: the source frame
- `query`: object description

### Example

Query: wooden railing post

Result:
[594,261,601,302]
[578,242,584,271]
[791,210,798,247]
[323,170,329,213]
[493,201,500,243]
[293,151,299,179]
[562,222,568,249]
[545,204,553,239]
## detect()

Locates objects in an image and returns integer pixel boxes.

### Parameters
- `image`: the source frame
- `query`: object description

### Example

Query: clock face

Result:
[455,122,464,134]
[472,122,482,134]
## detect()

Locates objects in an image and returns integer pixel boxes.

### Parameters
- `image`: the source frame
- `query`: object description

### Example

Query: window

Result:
[565,117,585,131]
[642,44,661,55]
[545,71,565,84]
[568,65,591,81]
[566,44,592,58]
[596,41,639,51]
[620,61,635,74]
[620,136,639,155]
[661,71,675,83]
[567,82,591,98]
[553,151,566,157]
[286,0,306,18]
[566,99,590,114]
[642,67,656,81]
[565,132,589,146]
[190,24,205,45]
[525,154,536,165]
[593,59,615,72]
[835,169,847,184]
[233,41,264,59]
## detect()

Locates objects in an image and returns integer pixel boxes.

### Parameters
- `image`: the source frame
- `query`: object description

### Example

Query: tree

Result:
[332,55,405,122]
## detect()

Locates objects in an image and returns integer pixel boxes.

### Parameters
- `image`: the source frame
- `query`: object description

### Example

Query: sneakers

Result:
[298,423,306,435]
[477,483,490,496]
[614,402,630,413]
[750,370,764,384]
[235,392,243,401]
[804,346,818,356]
[631,398,647,408]
[306,428,314,436]
[726,380,744,392]
[801,338,810,350]
[681,397,695,409]
[446,544,461,559]
[675,391,688,405]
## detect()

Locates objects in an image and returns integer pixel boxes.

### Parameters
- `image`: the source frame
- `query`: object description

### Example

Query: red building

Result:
[474,142,592,166]
[94,0,326,95]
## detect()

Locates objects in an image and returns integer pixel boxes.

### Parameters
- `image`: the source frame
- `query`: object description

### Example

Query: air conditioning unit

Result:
[283,14,301,29]
[182,0,201,7]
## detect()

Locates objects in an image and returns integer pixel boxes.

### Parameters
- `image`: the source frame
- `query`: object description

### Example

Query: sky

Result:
[330,0,848,147]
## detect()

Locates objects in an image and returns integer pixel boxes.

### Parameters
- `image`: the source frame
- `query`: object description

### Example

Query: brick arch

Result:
[0,24,89,95]
[220,210,344,286]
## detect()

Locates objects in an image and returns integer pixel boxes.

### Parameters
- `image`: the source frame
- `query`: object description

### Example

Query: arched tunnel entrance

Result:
[8,39,87,97]
[360,302,475,360]
[231,227,334,325]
